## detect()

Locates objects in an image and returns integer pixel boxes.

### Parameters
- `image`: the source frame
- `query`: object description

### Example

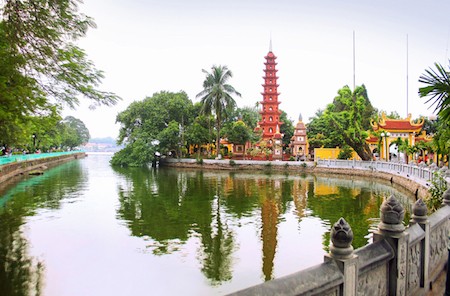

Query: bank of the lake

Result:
[162,158,431,201]
[0,151,86,183]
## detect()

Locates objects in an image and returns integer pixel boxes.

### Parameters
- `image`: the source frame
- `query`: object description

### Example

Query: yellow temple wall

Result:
[314,147,361,161]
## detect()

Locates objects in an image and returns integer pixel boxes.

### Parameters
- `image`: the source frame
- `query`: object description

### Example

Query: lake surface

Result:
[0,153,415,295]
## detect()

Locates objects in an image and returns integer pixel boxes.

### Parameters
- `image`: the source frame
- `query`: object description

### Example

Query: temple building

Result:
[256,45,284,160]
[367,113,431,161]
[289,113,309,160]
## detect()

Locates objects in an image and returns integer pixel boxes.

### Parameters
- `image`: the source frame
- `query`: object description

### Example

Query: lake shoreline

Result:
[161,158,430,200]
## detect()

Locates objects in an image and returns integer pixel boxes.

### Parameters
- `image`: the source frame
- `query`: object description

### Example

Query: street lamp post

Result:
[32,133,36,152]
[380,132,391,161]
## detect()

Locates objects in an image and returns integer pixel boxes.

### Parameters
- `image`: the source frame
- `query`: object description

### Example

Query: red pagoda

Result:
[256,44,284,159]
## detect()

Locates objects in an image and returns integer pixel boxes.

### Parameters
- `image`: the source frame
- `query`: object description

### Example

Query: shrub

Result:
[426,171,448,211]
[196,158,204,165]
[337,145,353,160]
[229,160,236,166]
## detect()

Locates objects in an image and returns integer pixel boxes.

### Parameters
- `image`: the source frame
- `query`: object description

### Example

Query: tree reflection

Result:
[114,167,237,283]
[0,160,85,295]
[199,194,234,284]
[307,175,413,250]
[0,215,44,296]
[113,167,415,285]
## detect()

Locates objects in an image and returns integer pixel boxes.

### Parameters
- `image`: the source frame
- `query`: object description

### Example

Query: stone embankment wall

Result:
[0,152,86,183]
[162,159,430,200]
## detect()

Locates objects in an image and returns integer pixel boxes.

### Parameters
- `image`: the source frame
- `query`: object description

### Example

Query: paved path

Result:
[427,269,447,295]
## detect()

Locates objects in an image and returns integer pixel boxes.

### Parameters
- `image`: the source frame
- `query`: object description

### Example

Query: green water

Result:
[0,153,414,295]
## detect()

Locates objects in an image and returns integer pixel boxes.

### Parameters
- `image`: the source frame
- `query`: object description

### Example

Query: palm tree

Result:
[419,62,450,122]
[196,65,241,157]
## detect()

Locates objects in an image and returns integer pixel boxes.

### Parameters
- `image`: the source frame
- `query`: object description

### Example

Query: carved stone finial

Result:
[411,198,428,223]
[378,195,405,234]
[330,218,354,259]
[443,189,450,206]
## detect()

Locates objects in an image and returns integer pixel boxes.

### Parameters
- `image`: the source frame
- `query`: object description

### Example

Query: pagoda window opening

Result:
[269,97,273,101]
[269,116,273,122]
[269,107,273,111]
[269,128,273,133]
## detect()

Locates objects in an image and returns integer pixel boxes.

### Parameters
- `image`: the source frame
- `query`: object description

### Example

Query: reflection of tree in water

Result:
[113,167,414,285]
[0,215,44,296]
[307,175,413,251]
[114,167,236,283]
[199,193,234,285]
[0,160,85,295]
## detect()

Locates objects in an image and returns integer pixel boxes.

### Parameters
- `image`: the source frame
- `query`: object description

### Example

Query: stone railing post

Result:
[373,195,409,296]
[409,198,429,289]
[325,218,358,296]
[442,189,450,295]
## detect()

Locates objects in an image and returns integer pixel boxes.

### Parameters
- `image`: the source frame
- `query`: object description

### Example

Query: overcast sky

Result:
[63,0,450,139]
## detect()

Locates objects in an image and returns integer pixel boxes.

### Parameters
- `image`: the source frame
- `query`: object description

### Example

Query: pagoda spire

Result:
[256,47,283,147]
[269,36,272,52]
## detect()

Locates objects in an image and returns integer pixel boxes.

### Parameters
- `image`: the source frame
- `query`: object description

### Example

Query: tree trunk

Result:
[216,119,221,159]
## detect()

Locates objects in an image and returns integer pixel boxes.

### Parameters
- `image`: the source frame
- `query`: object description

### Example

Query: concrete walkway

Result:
[427,269,447,295]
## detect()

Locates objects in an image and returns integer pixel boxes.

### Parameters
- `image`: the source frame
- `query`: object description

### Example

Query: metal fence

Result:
[0,151,84,166]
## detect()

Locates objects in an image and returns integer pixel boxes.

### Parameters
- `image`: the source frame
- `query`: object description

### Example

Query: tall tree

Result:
[324,85,375,160]
[112,91,194,166]
[196,65,241,157]
[419,62,450,122]
[226,120,252,158]
[1,0,120,108]
[0,0,119,149]
[307,109,343,149]
[279,110,294,149]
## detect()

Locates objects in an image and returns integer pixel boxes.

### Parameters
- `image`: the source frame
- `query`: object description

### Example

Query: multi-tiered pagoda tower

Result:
[257,44,283,159]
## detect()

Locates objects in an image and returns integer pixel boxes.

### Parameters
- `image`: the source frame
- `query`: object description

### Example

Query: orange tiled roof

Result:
[366,135,379,144]
[371,113,423,132]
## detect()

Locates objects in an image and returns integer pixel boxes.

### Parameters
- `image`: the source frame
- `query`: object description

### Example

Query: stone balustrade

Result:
[229,189,450,296]
[316,159,450,188]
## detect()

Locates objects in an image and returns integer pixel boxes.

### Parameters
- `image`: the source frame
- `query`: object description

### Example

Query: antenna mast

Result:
[353,30,356,90]
[406,34,409,116]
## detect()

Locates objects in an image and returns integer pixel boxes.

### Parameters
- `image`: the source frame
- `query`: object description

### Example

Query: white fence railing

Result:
[316,158,450,187]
